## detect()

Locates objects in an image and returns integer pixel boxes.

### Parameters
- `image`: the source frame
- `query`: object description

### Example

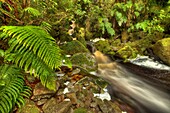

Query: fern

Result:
[0,26,63,90]
[0,65,32,113]
[24,7,41,17]
[40,21,52,32]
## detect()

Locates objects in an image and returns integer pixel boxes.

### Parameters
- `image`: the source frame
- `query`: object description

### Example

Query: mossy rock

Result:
[71,53,97,72]
[152,38,170,66]
[110,39,121,47]
[17,99,41,113]
[94,40,115,55]
[129,38,152,54]
[116,45,138,60]
[60,40,89,55]
[74,108,88,113]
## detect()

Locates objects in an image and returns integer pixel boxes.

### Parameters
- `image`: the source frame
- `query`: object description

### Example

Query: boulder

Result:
[31,82,59,101]
[17,99,41,113]
[42,98,72,113]
[71,53,97,72]
[152,38,170,66]
[116,45,138,59]
[60,40,89,55]
[94,40,115,55]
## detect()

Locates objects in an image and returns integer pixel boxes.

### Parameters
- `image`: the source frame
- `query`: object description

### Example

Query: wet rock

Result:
[71,52,97,72]
[116,45,138,59]
[152,38,170,66]
[42,98,72,113]
[94,98,108,113]
[56,94,65,103]
[67,108,74,113]
[94,40,115,55]
[31,82,58,101]
[76,100,85,108]
[37,99,48,106]
[110,39,122,51]
[66,92,78,104]
[73,108,88,113]
[93,98,122,113]
[60,40,89,55]
[17,99,41,113]
[90,102,97,108]
[71,68,81,75]
[106,100,122,113]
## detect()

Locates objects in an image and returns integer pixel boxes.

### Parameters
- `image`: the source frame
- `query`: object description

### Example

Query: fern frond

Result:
[40,21,52,32]
[14,47,57,89]
[0,26,63,90]
[0,65,32,113]
[0,26,62,69]
[24,7,41,17]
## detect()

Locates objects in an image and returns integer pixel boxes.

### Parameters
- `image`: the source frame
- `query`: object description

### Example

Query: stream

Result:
[91,51,170,113]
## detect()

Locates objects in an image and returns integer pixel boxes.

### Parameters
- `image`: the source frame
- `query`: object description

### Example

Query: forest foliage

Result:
[0,0,170,113]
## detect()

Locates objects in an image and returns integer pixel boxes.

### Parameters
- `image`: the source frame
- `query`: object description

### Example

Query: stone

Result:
[94,98,108,113]
[73,108,88,113]
[94,40,115,55]
[107,101,123,113]
[31,83,57,101]
[71,53,97,72]
[17,99,41,113]
[37,99,48,106]
[152,38,170,66]
[116,45,138,59]
[66,92,78,104]
[42,98,72,113]
[60,40,89,55]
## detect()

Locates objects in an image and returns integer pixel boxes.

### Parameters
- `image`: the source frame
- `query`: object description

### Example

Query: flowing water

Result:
[92,51,170,113]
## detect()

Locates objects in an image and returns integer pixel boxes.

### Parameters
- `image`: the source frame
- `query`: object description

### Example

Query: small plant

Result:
[0,64,32,113]
[0,25,63,90]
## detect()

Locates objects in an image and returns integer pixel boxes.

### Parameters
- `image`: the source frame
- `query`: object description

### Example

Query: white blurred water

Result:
[129,55,170,70]
[92,51,170,113]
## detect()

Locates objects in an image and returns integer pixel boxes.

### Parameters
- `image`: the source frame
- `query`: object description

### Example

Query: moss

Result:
[74,108,88,113]
[129,38,152,54]
[94,40,115,55]
[116,45,138,59]
[60,40,89,55]
[17,99,40,113]
[71,53,97,71]
[152,38,170,65]
[159,38,170,46]
[110,39,121,47]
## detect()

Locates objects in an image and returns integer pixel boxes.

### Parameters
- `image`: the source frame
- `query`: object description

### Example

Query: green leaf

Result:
[24,7,41,17]
[0,65,32,113]
[104,22,115,36]
[0,26,64,90]
[0,49,5,57]
[134,11,140,17]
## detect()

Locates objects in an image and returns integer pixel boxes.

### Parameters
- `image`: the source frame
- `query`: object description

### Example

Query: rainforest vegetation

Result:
[0,0,170,113]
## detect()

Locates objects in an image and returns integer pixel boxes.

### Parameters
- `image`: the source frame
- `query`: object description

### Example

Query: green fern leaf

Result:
[16,96,25,108]
[0,104,5,113]
[0,26,63,90]
[1,98,10,112]
[0,65,32,113]
[0,26,62,69]
[40,21,52,32]
[24,7,41,17]
[0,101,6,113]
